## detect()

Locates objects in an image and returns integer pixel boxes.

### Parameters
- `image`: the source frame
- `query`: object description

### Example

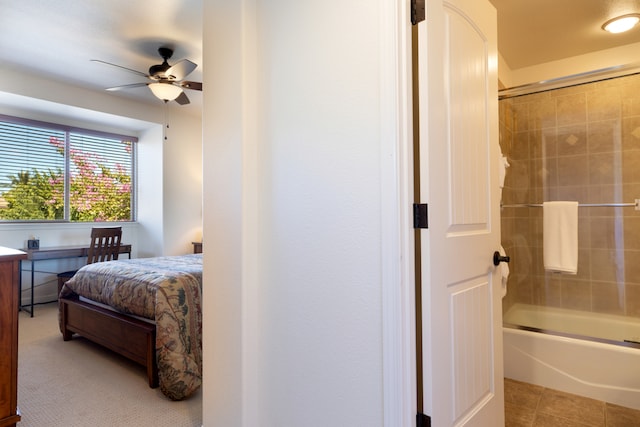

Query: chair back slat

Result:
[87,227,122,264]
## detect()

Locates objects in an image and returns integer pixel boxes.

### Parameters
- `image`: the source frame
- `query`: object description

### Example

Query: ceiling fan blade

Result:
[175,91,191,105]
[179,81,202,91]
[105,83,149,91]
[91,59,150,78]
[166,59,197,80]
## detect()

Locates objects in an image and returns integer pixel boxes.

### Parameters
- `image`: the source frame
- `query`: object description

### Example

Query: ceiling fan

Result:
[93,47,202,105]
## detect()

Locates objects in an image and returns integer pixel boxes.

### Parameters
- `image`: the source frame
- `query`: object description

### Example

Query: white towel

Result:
[499,156,510,189]
[543,201,578,274]
[499,245,509,298]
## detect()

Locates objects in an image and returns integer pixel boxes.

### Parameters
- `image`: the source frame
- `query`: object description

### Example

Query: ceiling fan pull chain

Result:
[163,101,170,142]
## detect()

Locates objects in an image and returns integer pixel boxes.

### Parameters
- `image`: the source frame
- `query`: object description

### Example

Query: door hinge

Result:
[413,203,428,229]
[417,412,431,427]
[411,0,425,25]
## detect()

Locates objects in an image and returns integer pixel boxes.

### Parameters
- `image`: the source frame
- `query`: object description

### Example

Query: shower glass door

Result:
[500,71,640,346]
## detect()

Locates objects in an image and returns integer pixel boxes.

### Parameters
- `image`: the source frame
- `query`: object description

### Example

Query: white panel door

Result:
[417,0,503,425]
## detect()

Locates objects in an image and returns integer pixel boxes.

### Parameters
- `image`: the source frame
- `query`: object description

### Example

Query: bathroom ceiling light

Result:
[602,14,640,33]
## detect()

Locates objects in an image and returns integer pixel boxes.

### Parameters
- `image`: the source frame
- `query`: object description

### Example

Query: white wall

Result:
[162,112,203,255]
[0,66,202,303]
[499,40,640,89]
[137,126,165,258]
[202,0,411,426]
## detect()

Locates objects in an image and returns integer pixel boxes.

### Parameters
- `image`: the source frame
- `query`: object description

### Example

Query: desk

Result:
[19,244,131,317]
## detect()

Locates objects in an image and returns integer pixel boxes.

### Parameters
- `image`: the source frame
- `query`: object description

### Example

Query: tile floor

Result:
[505,378,640,427]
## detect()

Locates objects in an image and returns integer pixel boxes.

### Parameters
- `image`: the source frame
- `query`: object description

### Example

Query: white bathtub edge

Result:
[503,327,640,411]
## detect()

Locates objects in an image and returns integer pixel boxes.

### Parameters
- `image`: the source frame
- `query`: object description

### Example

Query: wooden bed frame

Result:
[59,293,159,388]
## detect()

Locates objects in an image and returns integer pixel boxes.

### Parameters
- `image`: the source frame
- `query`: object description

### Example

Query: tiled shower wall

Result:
[500,73,640,319]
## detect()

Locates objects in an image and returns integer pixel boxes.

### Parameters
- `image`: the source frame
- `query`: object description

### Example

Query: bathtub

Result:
[503,304,640,410]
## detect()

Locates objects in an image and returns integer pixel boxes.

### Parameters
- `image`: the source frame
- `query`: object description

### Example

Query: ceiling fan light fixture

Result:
[602,14,640,34]
[148,82,183,101]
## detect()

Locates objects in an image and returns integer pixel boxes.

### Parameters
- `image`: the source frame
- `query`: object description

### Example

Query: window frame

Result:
[0,114,138,223]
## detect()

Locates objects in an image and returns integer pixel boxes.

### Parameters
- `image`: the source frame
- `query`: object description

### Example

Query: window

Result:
[0,114,136,222]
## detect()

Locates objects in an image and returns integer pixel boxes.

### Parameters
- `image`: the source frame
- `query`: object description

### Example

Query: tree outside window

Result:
[0,116,136,222]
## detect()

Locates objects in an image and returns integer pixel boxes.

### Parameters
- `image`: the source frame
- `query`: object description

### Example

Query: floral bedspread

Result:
[60,254,202,401]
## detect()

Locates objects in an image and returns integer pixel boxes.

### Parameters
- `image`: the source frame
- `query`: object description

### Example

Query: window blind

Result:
[0,115,136,222]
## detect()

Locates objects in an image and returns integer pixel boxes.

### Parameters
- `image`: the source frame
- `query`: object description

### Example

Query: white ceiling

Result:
[0,0,203,114]
[2,0,640,112]
[489,0,640,70]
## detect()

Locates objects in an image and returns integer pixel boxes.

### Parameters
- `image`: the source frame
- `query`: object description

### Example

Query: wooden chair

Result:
[57,227,123,295]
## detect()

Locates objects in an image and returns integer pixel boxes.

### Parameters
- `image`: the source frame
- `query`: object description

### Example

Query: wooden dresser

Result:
[0,247,27,427]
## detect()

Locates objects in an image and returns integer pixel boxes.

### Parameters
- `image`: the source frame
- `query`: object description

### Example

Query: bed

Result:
[58,253,202,401]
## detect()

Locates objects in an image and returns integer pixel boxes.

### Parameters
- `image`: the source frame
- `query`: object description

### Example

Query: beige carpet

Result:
[17,303,202,427]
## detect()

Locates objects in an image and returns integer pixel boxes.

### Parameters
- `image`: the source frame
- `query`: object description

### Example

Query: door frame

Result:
[379,0,419,426]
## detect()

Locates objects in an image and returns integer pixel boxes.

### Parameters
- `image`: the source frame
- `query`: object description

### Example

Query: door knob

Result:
[493,251,510,266]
